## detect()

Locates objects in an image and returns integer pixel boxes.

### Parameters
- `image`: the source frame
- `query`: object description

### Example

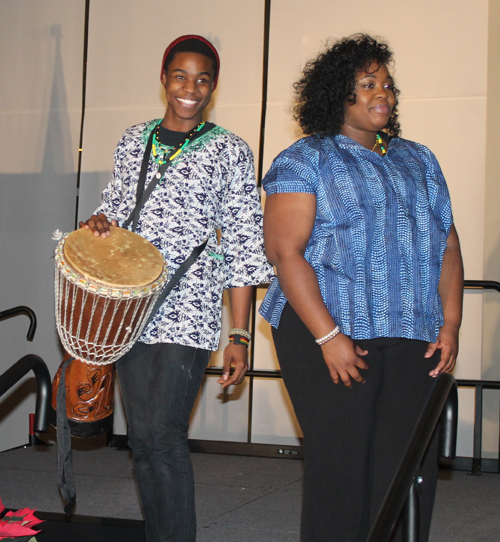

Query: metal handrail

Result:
[366,373,458,542]
[0,354,52,433]
[0,306,37,341]
[207,281,499,381]
[454,379,500,475]
[464,279,500,292]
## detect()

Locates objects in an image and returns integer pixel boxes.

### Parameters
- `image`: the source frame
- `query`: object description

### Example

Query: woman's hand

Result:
[79,213,118,238]
[426,324,459,377]
[321,334,369,387]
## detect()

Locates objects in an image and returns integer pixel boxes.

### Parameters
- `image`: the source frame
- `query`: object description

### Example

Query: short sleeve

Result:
[262,137,320,196]
[420,145,453,236]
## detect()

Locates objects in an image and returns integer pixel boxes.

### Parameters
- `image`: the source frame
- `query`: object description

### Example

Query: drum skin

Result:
[51,353,115,438]
[52,227,166,438]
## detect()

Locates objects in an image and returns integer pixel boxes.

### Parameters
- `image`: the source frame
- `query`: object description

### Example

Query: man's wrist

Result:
[228,328,251,347]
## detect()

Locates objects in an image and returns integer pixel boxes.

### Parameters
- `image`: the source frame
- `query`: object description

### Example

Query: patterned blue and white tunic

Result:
[95,120,274,350]
[259,134,453,343]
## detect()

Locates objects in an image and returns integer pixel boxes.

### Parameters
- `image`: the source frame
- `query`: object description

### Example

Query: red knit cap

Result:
[160,35,220,90]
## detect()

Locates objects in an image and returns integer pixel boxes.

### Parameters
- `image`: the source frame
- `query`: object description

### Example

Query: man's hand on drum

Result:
[79,213,118,238]
[218,343,249,389]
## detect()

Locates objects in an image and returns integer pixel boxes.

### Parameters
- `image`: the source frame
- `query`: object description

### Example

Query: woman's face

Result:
[161,51,215,132]
[340,62,395,142]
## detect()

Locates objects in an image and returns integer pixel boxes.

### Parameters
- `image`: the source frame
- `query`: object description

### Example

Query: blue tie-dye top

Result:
[259,134,453,343]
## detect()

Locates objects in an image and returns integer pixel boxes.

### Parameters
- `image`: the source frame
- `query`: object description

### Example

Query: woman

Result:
[81,35,273,541]
[260,34,463,541]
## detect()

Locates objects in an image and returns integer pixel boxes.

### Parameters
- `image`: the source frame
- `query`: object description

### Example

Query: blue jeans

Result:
[117,341,210,542]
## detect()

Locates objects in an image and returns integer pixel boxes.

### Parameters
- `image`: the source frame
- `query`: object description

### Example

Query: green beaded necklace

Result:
[372,133,387,156]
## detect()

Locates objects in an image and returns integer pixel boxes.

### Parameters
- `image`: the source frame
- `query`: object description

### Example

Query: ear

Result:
[161,71,167,87]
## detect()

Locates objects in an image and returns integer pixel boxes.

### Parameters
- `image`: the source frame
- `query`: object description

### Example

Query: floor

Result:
[0,440,499,541]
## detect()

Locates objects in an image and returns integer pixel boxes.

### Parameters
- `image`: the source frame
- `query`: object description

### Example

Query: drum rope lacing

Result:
[54,232,167,365]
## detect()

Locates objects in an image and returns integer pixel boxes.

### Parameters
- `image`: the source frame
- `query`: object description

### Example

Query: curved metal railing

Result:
[0,306,51,434]
[366,373,458,542]
[0,306,37,341]
[0,354,52,433]
[464,279,500,292]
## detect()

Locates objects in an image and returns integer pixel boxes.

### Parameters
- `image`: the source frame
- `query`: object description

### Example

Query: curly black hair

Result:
[294,34,401,137]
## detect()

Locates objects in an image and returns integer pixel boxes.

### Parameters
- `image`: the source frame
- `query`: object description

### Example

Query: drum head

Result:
[63,227,164,288]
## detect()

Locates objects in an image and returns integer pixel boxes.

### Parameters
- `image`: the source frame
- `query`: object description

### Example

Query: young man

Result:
[81,35,273,541]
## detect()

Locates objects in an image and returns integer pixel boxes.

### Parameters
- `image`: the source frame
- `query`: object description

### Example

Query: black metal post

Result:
[402,476,421,542]
[470,384,483,475]
[439,381,458,458]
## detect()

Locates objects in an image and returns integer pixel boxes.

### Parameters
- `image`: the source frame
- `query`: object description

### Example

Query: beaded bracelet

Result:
[228,328,251,341]
[229,334,249,347]
[315,326,340,346]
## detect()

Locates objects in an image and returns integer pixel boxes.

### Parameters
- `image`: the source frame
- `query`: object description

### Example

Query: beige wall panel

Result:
[453,291,484,456]
[85,1,265,109]
[267,0,487,101]
[261,103,302,175]
[482,293,500,380]
[398,97,486,279]
[207,291,238,369]
[190,376,249,442]
[81,0,265,164]
[263,1,488,179]
[251,378,302,445]
[254,287,280,371]
[484,0,500,284]
[0,0,84,451]
[80,104,262,174]
[481,0,500,461]
[454,291,483,381]
[0,0,85,174]
[482,391,499,459]
[455,387,475,457]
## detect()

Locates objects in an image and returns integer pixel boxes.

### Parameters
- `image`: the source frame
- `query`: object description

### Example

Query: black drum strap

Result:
[146,239,207,327]
[56,356,76,514]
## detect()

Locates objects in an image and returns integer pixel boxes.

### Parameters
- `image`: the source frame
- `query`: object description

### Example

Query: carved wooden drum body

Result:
[52,227,166,437]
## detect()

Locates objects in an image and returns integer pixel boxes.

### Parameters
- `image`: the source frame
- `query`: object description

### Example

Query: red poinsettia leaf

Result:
[3,508,43,529]
[20,511,43,528]
[0,499,5,515]
[0,520,40,537]
[5,509,32,519]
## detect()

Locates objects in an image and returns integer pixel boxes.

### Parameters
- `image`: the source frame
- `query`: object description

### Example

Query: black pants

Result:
[272,304,440,542]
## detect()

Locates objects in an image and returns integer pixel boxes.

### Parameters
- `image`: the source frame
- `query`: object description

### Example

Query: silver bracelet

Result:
[315,326,340,346]
[228,328,251,341]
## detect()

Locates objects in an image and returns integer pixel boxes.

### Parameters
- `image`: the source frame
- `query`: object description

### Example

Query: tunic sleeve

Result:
[219,140,274,289]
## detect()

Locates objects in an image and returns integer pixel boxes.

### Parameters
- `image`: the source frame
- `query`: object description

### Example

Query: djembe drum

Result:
[51,226,167,438]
